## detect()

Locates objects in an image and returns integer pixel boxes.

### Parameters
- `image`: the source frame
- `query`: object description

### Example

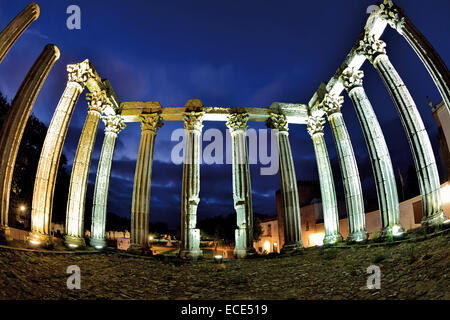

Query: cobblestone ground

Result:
[0,232,449,300]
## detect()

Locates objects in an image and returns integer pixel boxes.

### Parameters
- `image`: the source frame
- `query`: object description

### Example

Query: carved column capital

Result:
[140,113,163,133]
[306,116,326,137]
[341,67,364,92]
[267,113,288,131]
[102,115,126,135]
[378,0,406,31]
[320,93,344,116]
[356,32,387,64]
[86,90,108,115]
[183,111,204,131]
[226,112,249,132]
[67,59,94,87]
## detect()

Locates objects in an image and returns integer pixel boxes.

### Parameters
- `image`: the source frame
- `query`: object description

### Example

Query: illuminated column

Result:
[0,2,40,64]
[64,91,106,248]
[180,111,204,259]
[129,114,162,253]
[268,114,303,252]
[357,32,445,227]
[0,44,59,242]
[321,93,367,242]
[226,112,256,258]
[307,116,342,244]
[341,67,403,238]
[378,0,450,114]
[90,115,126,249]
[30,60,93,246]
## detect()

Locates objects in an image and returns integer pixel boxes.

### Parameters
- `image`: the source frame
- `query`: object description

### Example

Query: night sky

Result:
[0,0,449,229]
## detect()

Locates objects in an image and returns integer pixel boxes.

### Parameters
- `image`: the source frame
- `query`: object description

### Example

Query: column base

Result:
[380,224,405,239]
[324,233,343,245]
[234,246,257,259]
[28,232,53,248]
[421,211,446,228]
[0,226,12,244]
[179,249,202,260]
[280,242,303,254]
[89,237,107,250]
[346,230,368,243]
[64,235,86,249]
[127,243,151,255]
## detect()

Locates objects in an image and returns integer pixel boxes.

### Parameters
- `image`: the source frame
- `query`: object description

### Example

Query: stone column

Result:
[65,91,107,248]
[90,115,126,249]
[180,111,204,259]
[0,2,40,65]
[30,60,94,246]
[0,44,59,242]
[357,32,445,227]
[226,112,256,258]
[321,93,367,242]
[378,0,450,114]
[341,67,404,238]
[267,114,303,252]
[307,116,342,244]
[129,114,163,253]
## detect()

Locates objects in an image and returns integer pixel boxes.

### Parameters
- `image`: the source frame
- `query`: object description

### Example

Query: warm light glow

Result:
[309,233,325,247]
[29,240,40,245]
[68,244,78,248]
[214,255,223,263]
[392,225,403,237]
[95,245,103,249]
[441,184,450,204]
[149,236,154,240]
[19,205,26,212]
[263,241,271,252]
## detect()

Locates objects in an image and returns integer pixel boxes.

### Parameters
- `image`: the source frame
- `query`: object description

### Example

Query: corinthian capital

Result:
[267,113,288,131]
[86,90,108,114]
[356,32,387,64]
[306,116,326,137]
[141,113,163,133]
[102,115,126,135]
[67,59,94,86]
[341,67,364,92]
[226,112,249,132]
[320,93,344,116]
[183,111,204,131]
[378,0,406,31]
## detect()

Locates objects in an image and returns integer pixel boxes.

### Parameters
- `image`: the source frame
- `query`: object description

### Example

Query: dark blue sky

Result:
[0,0,449,228]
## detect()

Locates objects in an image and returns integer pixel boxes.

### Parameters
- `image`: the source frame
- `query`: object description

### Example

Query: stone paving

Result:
[0,231,449,300]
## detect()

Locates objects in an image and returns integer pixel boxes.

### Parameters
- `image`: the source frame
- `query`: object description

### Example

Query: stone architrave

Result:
[0,2,40,64]
[0,44,59,242]
[65,90,108,248]
[267,113,303,252]
[357,32,445,227]
[129,113,163,253]
[307,116,342,244]
[320,93,367,242]
[226,112,256,258]
[341,67,404,238]
[180,111,204,259]
[90,115,126,249]
[378,0,450,114]
[30,60,94,246]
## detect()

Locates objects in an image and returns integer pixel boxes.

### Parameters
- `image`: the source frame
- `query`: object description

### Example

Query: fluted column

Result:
[30,60,93,246]
[267,114,303,252]
[0,2,40,65]
[90,115,126,249]
[321,93,367,242]
[307,116,342,244]
[0,44,59,242]
[357,32,445,227]
[129,114,162,253]
[180,111,204,259]
[226,112,256,258]
[64,91,107,248]
[341,67,404,238]
[378,0,450,114]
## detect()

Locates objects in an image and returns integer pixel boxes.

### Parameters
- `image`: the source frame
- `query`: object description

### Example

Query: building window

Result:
[413,200,423,224]
[267,224,272,237]
[306,221,310,231]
